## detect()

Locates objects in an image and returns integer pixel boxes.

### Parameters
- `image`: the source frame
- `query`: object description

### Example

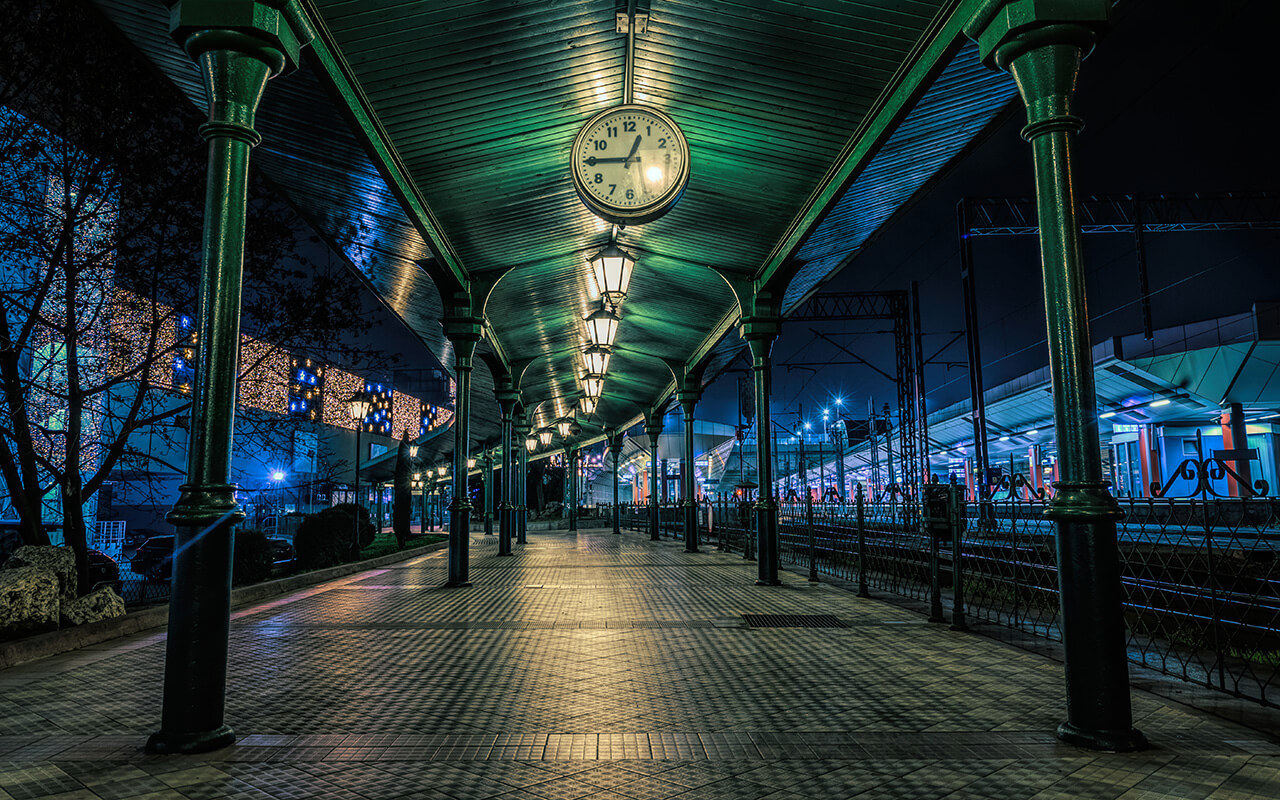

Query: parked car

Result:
[86,549,123,594]
[266,537,295,566]
[131,535,175,580]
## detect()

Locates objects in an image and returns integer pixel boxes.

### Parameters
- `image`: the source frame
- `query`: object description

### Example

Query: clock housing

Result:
[571,104,690,225]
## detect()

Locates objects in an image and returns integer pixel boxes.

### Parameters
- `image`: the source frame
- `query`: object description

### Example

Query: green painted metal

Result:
[969,0,1146,754]
[149,1,300,757]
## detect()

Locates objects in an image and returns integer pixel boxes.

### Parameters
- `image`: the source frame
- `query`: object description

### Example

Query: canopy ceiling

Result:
[94,0,1018,454]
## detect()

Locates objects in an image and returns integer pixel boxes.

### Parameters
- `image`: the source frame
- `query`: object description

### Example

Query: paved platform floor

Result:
[1,528,1278,799]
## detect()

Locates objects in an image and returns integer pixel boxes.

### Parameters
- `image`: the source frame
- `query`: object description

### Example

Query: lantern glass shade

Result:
[556,417,574,438]
[413,472,422,481]
[584,306,620,347]
[408,444,419,458]
[590,244,635,305]
[525,435,538,452]
[467,457,477,469]
[537,428,554,447]
[580,396,597,415]
[437,465,448,477]
[582,373,605,399]
[583,344,611,375]
[347,391,372,422]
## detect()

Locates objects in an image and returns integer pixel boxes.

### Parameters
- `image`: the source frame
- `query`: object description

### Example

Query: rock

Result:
[0,566,59,638]
[59,585,125,628]
[3,545,77,602]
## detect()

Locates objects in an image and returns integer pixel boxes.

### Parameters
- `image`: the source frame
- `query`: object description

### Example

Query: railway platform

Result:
[0,528,1277,799]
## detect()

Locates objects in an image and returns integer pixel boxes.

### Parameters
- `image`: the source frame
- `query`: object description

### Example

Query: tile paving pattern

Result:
[0,529,1277,798]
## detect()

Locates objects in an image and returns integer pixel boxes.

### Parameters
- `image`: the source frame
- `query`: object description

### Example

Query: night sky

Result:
[697,0,1280,430]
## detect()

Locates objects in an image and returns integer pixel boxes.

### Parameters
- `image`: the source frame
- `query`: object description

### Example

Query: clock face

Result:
[571,104,690,225]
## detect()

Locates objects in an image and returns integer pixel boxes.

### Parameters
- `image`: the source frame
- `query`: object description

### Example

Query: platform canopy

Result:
[93,0,1018,453]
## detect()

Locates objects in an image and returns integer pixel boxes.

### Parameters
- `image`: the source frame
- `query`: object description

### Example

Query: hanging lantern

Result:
[589,243,635,306]
[437,465,448,477]
[525,435,538,452]
[582,372,605,399]
[584,305,620,347]
[537,428,554,447]
[580,396,597,415]
[467,457,477,470]
[583,344,612,375]
[556,417,574,438]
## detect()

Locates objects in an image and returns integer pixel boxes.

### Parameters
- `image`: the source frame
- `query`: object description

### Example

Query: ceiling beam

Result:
[301,2,469,291]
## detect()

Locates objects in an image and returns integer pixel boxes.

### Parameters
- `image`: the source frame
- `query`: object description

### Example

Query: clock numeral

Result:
[593,140,607,151]
[623,121,636,132]
[657,137,667,149]
[646,125,651,136]
[608,184,617,196]
[625,188,635,200]
[606,125,618,137]
[594,173,603,184]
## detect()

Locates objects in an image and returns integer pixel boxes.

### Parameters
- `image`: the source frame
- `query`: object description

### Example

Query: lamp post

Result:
[348,390,372,554]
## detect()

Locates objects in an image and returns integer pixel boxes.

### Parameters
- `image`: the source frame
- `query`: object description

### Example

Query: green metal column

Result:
[496,388,517,555]
[742,312,781,585]
[149,0,308,756]
[483,449,494,536]
[645,416,662,541]
[515,415,530,544]
[607,430,622,534]
[443,314,481,587]
[567,447,578,532]
[678,390,700,552]
[968,0,1145,752]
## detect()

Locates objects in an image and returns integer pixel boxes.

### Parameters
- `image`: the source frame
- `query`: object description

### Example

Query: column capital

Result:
[966,0,1108,140]
[739,316,781,343]
[494,387,520,413]
[676,389,701,410]
[966,0,1107,70]
[442,314,483,362]
[171,0,314,74]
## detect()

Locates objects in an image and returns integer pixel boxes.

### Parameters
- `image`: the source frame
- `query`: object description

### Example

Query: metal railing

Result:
[707,489,1280,708]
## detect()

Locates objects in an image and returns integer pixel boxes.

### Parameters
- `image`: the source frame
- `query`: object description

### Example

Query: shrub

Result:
[232,529,274,586]
[293,504,375,569]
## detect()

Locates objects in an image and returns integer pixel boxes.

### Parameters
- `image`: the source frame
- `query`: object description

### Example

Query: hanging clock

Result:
[570,104,691,225]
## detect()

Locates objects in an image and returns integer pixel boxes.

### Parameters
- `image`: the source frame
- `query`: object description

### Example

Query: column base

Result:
[146,724,235,755]
[1056,721,1148,752]
[444,580,473,588]
[754,579,781,586]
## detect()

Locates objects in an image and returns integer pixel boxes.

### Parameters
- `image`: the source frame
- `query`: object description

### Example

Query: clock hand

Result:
[585,156,643,166]
[622,135,642,169]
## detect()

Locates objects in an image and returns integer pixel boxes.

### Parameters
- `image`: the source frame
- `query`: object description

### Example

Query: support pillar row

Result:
[743,311,781,585]
[678,389,700,552]
[646,416,663,541]
[443,312,482,587]
[515,416,530,544]
[496,386,518,556]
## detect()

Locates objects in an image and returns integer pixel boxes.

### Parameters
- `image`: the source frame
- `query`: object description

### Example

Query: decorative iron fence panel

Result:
[708,494,1280,707]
